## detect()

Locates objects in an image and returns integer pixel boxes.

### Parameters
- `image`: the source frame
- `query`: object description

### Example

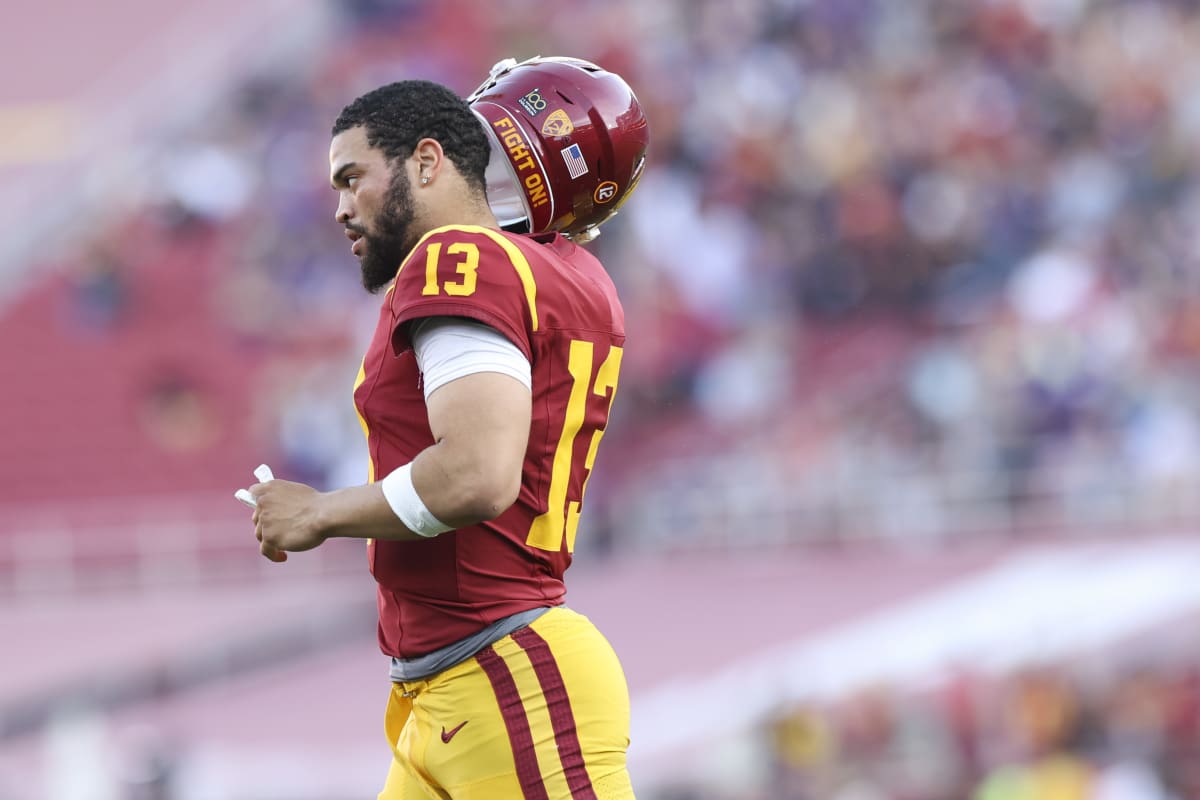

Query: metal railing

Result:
[615,443,1200,550]
[0,491,363,597]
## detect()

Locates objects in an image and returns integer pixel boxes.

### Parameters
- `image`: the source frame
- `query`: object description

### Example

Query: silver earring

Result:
[421,176,430,185]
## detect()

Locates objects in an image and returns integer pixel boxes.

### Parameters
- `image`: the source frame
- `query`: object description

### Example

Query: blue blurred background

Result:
[2,0,1200,798]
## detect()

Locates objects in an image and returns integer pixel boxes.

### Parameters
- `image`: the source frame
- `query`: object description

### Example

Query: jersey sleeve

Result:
[389,226,536,360]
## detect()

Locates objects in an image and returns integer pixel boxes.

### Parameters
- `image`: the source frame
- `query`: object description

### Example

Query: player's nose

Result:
[335,193,355,225]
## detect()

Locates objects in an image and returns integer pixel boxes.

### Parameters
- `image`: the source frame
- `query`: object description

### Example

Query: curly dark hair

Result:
[332,80,490,196]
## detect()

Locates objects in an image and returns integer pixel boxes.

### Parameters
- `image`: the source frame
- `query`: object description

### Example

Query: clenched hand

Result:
[250,479,329,562]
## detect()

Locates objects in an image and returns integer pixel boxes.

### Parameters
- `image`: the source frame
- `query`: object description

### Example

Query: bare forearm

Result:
[317,447,512,542]
[316,482,425,541]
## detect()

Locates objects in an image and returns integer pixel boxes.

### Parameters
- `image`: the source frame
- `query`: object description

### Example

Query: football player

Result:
[248,57,648,798]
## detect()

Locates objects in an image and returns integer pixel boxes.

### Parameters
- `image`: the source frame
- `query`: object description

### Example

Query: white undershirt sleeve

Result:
[410,317,532,400]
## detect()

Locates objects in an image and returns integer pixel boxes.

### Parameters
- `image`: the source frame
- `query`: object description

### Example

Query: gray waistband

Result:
[389,606,553,683]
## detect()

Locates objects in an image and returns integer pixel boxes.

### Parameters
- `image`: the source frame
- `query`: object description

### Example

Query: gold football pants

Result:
[377,607,635,799]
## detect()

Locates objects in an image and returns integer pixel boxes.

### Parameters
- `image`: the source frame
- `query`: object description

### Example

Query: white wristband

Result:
[381,463,453,538]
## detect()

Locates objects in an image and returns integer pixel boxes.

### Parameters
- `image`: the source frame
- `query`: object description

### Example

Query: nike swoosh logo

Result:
[441,721,468,743]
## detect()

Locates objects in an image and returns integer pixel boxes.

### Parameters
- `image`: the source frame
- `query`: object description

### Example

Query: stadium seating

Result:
[2,0,1199,797]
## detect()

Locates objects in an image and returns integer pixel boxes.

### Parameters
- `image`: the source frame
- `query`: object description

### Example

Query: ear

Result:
[412,138,445,185]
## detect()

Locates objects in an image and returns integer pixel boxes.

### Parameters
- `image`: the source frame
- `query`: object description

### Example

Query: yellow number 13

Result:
[527,340,622,553]
[422,241,479,296]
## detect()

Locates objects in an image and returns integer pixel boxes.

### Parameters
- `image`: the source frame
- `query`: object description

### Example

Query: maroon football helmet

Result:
[468,56,649,242]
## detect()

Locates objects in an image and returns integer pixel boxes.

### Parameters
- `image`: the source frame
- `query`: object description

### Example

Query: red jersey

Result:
[353,224,625,659]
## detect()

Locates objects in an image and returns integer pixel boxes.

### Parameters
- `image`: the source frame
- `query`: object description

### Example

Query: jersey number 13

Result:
[526,339,622,553]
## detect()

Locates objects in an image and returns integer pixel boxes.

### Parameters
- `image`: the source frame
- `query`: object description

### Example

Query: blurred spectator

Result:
[137,369,220,454]
[62,244,132,336]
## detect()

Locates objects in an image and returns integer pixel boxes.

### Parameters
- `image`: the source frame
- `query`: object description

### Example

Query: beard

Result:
[358,169,419,293]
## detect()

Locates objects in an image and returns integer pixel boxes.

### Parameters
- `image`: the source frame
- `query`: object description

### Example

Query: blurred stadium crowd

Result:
[691,655,1200,800]
[4,0,1200,797]
[604,0,1200,547]
[27,0,1200,537]
[13,0,1199,536]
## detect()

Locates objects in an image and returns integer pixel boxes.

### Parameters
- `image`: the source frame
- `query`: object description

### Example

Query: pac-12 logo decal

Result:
[518,88,547,116]
[541,109,573,137]
[594,181,618,203]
